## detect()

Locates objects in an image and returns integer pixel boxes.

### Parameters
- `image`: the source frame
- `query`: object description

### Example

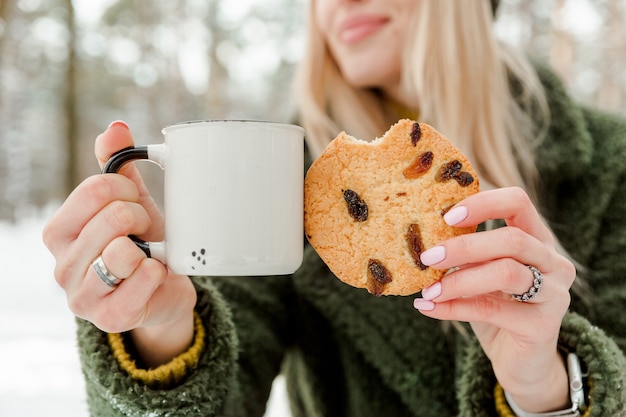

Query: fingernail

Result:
[421,282,442,300]
[420,246,446,266]
[444,206,468,226]
[108,120,129,130]
[413,298,435,311]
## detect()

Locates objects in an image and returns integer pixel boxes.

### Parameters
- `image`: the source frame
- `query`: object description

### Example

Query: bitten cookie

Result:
[304,120,480,296]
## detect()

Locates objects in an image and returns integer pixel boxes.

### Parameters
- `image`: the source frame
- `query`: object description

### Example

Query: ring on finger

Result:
[511,265,543,302]
[92,256,122,288]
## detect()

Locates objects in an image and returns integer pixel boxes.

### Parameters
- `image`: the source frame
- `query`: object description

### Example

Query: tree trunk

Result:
[550,0,574,86]
[0,0,14,219]
[205,0,228,118]
[63,0,79,195]
[597,0,625,111]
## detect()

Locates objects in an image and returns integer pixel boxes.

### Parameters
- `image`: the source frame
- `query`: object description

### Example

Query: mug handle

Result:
[102,145,167,263]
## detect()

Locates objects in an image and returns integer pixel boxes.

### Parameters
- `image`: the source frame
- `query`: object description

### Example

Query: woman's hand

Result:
[43,121,197,366]
[413,187,576,413]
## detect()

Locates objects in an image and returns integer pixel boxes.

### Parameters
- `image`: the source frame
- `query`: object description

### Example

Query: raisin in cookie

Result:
[304,120,480,296]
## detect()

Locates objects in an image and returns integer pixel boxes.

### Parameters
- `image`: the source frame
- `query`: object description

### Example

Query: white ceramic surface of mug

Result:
[103,120,305,276]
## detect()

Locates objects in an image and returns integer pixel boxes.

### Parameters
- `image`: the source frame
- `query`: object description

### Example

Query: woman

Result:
[43,1,625,416]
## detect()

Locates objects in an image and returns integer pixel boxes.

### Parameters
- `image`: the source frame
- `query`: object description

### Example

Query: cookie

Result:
[304,120,480,296]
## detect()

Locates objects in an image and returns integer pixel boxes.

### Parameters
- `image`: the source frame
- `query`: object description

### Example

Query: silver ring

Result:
[92,256,122,288]
[512,265,543,302]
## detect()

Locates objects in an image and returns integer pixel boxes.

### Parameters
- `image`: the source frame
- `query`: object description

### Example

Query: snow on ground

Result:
[0,213,291,416]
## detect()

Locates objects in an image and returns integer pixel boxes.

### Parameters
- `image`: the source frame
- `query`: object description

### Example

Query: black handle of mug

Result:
[102,146,149,173]
[102,146,152,258]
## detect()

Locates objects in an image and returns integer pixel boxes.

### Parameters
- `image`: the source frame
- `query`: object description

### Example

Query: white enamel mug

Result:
[103,120,305,276]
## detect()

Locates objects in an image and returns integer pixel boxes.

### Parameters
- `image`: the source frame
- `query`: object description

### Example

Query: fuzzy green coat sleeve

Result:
[76,279,240,416]
[456,312,626,416]
[77,272,303,417]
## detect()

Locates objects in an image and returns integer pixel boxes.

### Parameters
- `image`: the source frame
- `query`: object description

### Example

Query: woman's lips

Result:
[338,15,389,44]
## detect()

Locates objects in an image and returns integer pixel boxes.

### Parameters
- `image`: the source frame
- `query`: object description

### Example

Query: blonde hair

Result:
[295,1,549,200]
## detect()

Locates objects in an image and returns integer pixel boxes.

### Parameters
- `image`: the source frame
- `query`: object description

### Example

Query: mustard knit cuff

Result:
[107,311,206,389]
[494,382,592,417]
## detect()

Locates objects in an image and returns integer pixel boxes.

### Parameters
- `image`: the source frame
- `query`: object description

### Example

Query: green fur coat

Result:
[76,67,626,416]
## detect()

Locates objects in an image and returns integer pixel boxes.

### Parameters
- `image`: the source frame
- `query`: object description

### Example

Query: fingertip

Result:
[421,282,442,300]
[420,246,446,266]
[96,121,134,166]
[413,298,435,311]
[124,257,168,295]
[142,257,168,277]
[108,120,130,130]
[443,205,468,226]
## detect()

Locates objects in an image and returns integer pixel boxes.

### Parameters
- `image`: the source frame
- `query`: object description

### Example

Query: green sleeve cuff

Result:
[456,312,626,417]
[76,278,239,417]
[107,311,205,389]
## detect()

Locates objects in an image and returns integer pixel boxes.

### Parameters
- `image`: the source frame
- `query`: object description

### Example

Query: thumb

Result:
[95,120,148,189]
[95,120,164,241]
[95,120,136,171]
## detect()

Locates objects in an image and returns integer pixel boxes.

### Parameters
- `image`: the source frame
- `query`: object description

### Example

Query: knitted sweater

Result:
[76,67,626,416]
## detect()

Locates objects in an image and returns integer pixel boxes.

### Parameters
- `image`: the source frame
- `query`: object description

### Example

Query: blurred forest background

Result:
[0,0,625,222]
